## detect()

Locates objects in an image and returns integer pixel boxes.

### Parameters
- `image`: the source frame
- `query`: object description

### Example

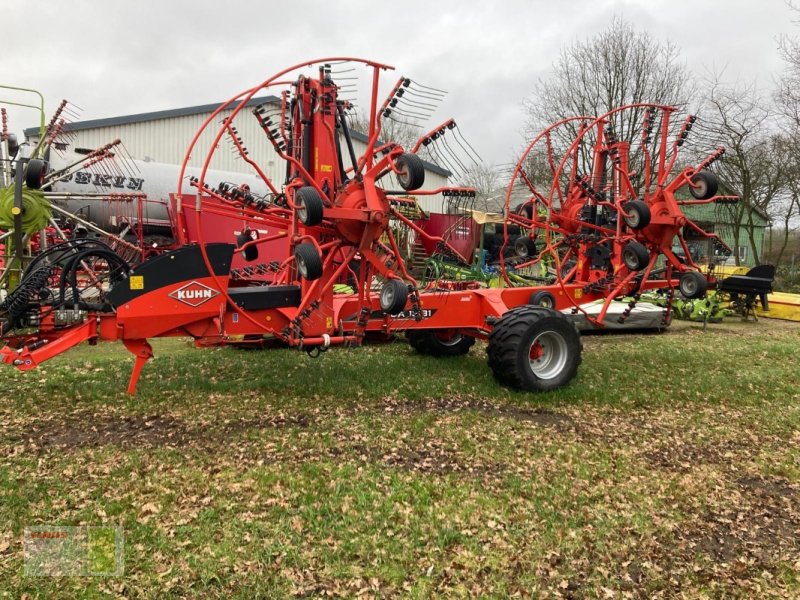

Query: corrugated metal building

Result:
[24,97,451,213]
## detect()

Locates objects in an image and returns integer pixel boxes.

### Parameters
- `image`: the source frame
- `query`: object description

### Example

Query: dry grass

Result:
[0,318,799,598]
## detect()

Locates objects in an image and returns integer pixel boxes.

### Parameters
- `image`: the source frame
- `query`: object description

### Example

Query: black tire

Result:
[6,133,19,157]
[236,230,259,262]
[296,186,324,226]
[486,306,582,392]
[407,330,476,356]
[679,271,708,299]
[689,171,719,200]
[622,241,650,271]
[529,290,556,309]
[513,203,533,219]
[514,236,537,258]
[380,279,408,314]
[621,200,651,229]
[25,159,48,190]
[242,245,258,261]
[394,153,425,191]
[294,243,323,280]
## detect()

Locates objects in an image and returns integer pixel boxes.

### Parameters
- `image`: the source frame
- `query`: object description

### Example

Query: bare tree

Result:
[517,17,695,216]
[459,164,505,212]
[778,2,800,124]
[698,75,787,266]
[346,109,421,152]
[766,134,800,265]
[771,4,800,266]
[523,18,692,148]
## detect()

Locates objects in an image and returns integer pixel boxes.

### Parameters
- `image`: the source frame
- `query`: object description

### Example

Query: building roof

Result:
[24,96,452,178]
[24,96,279,136]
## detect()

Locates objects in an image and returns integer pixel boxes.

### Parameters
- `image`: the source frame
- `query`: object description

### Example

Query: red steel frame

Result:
[1,58,731,394]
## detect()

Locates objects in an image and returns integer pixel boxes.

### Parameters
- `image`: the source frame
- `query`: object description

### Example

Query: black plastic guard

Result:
[107,244,234,308]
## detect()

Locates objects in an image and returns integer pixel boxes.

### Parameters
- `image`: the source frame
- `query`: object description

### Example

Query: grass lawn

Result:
[0,318,798,598]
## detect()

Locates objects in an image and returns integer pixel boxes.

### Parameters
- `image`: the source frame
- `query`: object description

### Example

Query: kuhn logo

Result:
[168,281,220,307]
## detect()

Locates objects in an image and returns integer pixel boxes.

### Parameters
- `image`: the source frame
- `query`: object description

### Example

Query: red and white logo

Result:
[168,281,220,307]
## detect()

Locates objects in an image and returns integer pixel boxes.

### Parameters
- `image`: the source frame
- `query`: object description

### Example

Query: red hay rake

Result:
[495,104,734,325]
[0,58,734,394]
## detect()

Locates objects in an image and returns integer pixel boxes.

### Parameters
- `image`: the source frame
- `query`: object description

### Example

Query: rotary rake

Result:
[1,94,150,296]
[0,58,733,395]
[491,104,735,325]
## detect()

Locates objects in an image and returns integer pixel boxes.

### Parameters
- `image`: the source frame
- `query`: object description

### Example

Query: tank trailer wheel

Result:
[296,186,325,226]
[486,306,582,392]
[394,153,425,191]
[689,171,719,200]
[622,200,651,229]
[379,279,409,314]
[407,330,476,356]
[295,243,323,280]
[678,271,708,299]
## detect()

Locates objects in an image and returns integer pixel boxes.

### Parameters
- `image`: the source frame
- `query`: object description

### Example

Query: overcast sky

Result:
[2,0,794,168]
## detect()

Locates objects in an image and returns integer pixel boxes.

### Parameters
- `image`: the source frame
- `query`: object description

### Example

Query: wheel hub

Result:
[527,331,569,380]
[434,331,462,346]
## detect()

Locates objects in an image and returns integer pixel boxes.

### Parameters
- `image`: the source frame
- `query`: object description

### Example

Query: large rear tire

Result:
[486,306,582,392]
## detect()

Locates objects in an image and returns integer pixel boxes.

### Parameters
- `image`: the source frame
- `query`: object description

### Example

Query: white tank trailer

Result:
[44,152,269,235]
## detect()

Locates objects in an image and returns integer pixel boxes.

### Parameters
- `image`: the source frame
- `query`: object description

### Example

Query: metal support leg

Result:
[123,339,153,394]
